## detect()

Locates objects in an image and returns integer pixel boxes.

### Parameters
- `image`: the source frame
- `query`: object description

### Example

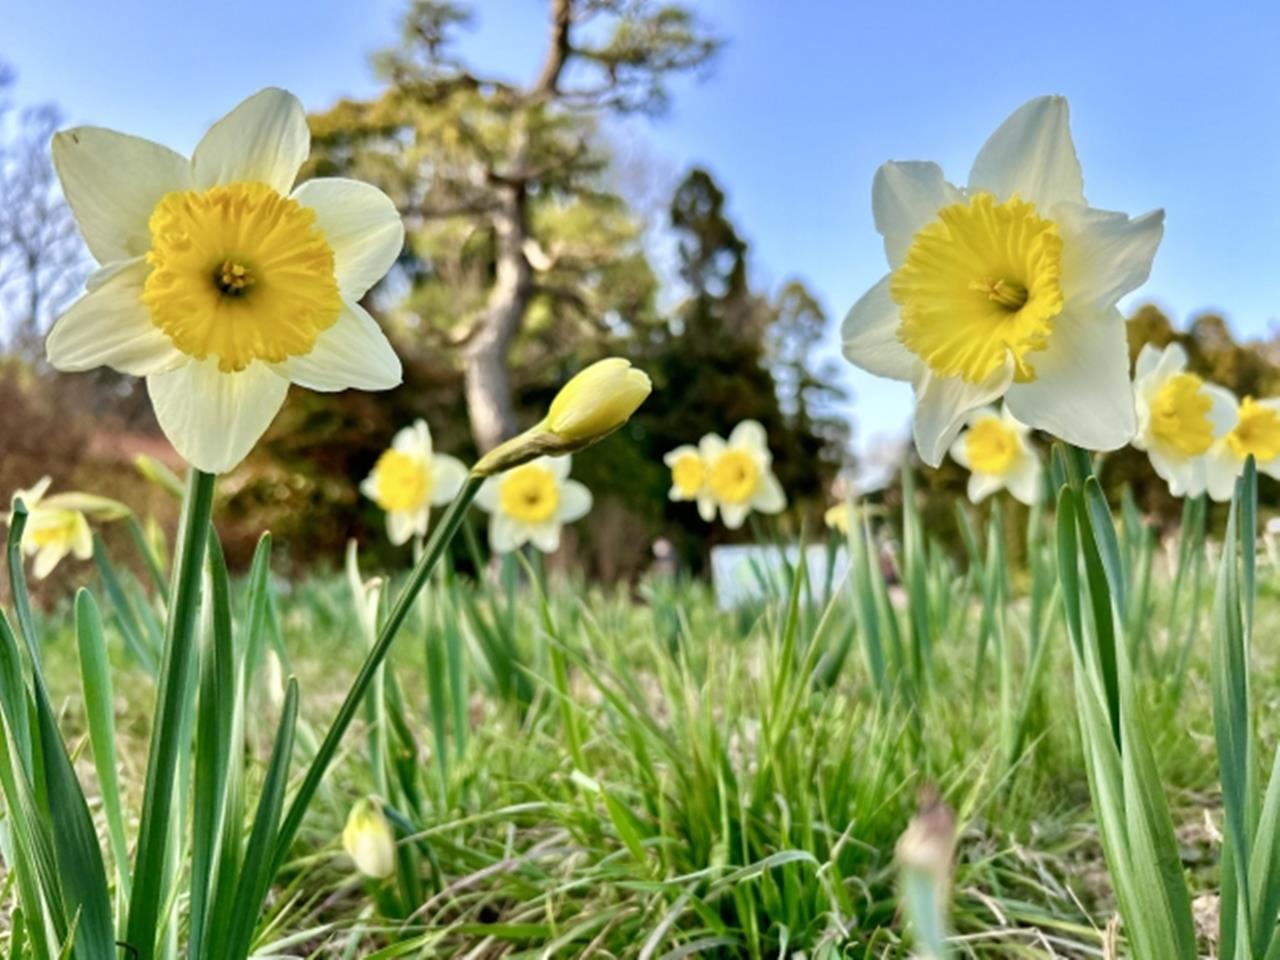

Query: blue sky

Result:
[6,0,1279,456]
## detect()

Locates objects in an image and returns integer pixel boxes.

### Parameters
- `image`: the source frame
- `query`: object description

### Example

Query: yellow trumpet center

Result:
[372,450,432,513]
[499,464,560,524]
[671,453,706,497]
[27,510,80,549]
[1227,397,1280,462]
[141,182,342,373]
[892,193,1064,384]
[964,416,1020,476]
[1150,372,1214,456]
[708,450,760,505]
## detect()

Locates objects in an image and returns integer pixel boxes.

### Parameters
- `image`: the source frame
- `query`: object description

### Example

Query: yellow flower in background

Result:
[342,797,396,880]
[824,502,854,535]
[1133,343,1236,498]
[842,96,1164,465]
[5,477,129,579]
[475,455,593,554]
[47,87,405,474]
[699,421,786,529]
[663,444,716,522]
[949,406,1041,506]
[544,358,652,447]
[360,420,467,545]
[1204,394,1280,501]
[474,358,652,477]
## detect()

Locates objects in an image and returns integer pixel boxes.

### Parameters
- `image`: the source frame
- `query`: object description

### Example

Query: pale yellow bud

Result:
[473,358,653,476]
[545,358,652,445]
[342,798,396,879]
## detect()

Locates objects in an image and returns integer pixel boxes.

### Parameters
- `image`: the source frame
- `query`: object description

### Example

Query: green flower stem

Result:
[272,473,483,873]
[125,468,217,960]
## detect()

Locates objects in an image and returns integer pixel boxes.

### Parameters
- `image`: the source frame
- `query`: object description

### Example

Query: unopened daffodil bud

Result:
[342,797,396,880]
[473,358,652,476]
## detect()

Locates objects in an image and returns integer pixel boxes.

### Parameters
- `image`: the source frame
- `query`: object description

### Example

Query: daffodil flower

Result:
[47,88,405,474]
[948,406,1041,506]
[663,444,715,521]
[1203,393,1280,502]
[360,420,467,545]
[342,798,396,880]
[1132,342,1236,497]
[842,96,1164,465]
[824,502,854,535]
[699,420,786,529]
[6,477,129,578]
[475,455,592,554]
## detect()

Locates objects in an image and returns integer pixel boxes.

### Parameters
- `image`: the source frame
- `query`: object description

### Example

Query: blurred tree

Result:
[0,64,85,360]
[306,0,719,452]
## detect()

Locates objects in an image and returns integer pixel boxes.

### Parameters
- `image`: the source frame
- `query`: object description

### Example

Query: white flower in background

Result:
[5,477,129,578]
[46,87,405,474]
[842,96,1164,466]
[342,797,396,880]
[824,502,855,535]
[699,420,786,529]
[663,444,715,521]
[1204,394,1280,501]
[475,455,592,554]
[948,406,1041,505]
[360,419,467,545]
[1132,342,1236,497]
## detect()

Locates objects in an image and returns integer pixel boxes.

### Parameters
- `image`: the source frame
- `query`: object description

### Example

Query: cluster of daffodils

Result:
[1132,342,1279,500]
[840,94,1276,504]
[362,359,650,554]
[5,478,128,578]
[665,421,786,529]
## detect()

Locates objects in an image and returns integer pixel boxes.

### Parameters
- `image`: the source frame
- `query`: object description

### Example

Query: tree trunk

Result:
[463,184,530,452]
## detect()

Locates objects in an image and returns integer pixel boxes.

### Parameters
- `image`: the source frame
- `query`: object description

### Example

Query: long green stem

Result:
[271,474,483,873]
[125,468,216,960]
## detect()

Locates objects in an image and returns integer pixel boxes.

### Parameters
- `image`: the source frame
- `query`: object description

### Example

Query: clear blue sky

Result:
[6,0,1279,456]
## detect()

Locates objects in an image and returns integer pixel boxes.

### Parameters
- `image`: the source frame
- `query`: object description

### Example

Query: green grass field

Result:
[24,478,1273,958]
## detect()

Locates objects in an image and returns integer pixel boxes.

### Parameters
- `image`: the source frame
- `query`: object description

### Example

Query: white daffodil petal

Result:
[1005,455,1042,506]
[192,87,309,193]
[275,300,401,392]
[752,472,786,514]
[967,472,1004,504]
[1058,205,1165,310]
[728,420,768,454]
[429,455,468,506]
[721,503,749,530]
[872,161,962,267]
[699,435,726,461]
[292,178,405,300]
[489,513,521,554]
[46,259,184,375]
[557,481,593,524]
[1133,342,1167,382]
[1203,384,1239,437]
[474,477,500,513]
[912,368,1010,468]
[949,434,972,469]
[1204,446,1242,503]
[147,360,290,474]
[1005,308,1135,451]
[968,95,1084,210]
[529,523,563,554]
[697,495,717,522]
[33,543,69,580]
[386,510,417,546]
[1148,446,1205,498]
[72,514,94,560]
[546,454,573,482]
[841,275,918,382]
[51,127,192,263]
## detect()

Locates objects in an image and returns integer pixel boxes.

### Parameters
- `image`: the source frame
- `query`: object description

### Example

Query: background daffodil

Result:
[1132,342,1236,498]
[46,87,406,474]
[1204,393,1280,501]
[5,476,129,578]
[842,95,1164,465]
[663,444,716,521]
[948,405,1041,506]
[360,419,467,545]
[475,454,592,554]
[698,420,786,529]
